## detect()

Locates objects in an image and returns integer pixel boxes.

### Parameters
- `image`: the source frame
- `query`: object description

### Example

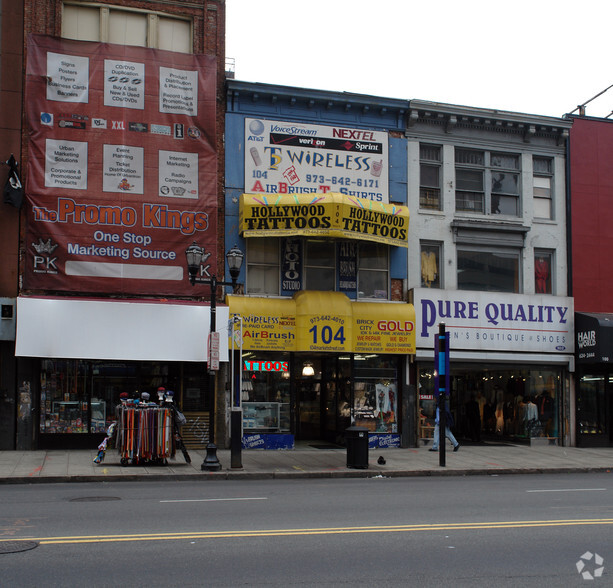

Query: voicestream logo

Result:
[576,551,604,580]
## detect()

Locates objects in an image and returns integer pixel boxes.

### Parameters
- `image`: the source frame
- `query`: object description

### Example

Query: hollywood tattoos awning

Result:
[239,192,409,247]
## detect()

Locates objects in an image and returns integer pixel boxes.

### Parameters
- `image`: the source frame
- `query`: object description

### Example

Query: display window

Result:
[353,355,399,433]
[240,352,400,442]
[39,359,206,435]
[242,353,291,433]
[417,363,561,443]
[576,372,612,446]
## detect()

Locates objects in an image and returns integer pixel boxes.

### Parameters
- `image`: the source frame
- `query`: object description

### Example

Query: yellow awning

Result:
[239,192,409,247]
[226,296,296,352]
[227,292,415,354]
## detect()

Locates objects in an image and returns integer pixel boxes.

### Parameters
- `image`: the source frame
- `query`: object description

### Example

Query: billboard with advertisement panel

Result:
[24,34,217,296]
[244,118,389,203]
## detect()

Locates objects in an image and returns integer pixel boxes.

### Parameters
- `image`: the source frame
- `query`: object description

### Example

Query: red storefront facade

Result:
[570,115,613,446]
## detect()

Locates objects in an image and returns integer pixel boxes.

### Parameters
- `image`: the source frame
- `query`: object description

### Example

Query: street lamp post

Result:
[186,243,244,471]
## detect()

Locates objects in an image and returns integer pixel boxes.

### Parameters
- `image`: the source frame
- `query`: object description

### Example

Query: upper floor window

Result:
[246,238,389,299]
[62,3,192,52]
[457,248,521,293]
[247,239,279,295]
[533,157,553,219]
[455,149,520,216]
[358,241,389,299]
[419,145,442,211]
[420,242,442,288]
[535,250,554,294]
[305,240,335,291]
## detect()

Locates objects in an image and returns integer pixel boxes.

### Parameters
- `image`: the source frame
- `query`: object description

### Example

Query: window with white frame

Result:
[247,238,280,295]
[305,239,335,291]
[245,238,389,299]
[457,248,521,293]
[533,157,553,219]
[455,149,520,216]
[358,241,388,299]
[420,242,442,288]
[419,144,442,210]
[62,3,192,52]
[534,249,554,294]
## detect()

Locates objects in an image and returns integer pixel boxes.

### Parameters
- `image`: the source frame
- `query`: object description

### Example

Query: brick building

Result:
[0,0,228,450]
[569,115,613,447]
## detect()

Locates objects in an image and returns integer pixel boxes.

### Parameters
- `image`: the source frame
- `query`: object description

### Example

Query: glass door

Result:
[297,377,321,439]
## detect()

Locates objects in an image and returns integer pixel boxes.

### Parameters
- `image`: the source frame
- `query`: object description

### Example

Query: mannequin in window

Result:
[538,390,554,436]
[522,396,538,435]
[535,256,549,293]
[421,250,437,287]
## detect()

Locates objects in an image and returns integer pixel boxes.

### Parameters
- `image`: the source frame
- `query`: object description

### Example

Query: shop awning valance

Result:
[239,192,409,248]
[228,291,415,354]
[15,296,229,362]
[575,312,613,364]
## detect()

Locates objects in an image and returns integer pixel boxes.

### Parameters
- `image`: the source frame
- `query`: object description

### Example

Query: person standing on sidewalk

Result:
[429,406,460,452]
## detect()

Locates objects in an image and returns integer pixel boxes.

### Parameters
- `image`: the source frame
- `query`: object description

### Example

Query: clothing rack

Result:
[116,405,175,465]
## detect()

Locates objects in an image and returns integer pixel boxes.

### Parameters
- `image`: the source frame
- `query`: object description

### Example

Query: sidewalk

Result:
[0,442,612,484]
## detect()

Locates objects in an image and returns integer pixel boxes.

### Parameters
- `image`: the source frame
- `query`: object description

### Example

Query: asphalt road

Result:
[1,473,612,587]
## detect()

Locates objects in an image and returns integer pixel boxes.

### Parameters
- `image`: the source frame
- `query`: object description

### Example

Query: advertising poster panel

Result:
[244,118,389,203]
[24,34,217,296]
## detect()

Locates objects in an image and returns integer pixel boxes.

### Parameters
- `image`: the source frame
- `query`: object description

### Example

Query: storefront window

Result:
[417,364,561,443]
[40,360,93,434]
[39,360,204,435]
[353,355,398,433]
[242,353,291,432]
[577,374,607,436]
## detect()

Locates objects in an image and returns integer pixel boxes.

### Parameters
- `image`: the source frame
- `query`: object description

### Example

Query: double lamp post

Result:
[185,243,244,471]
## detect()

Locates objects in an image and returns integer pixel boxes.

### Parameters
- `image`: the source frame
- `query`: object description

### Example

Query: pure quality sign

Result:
[412,288,574,354]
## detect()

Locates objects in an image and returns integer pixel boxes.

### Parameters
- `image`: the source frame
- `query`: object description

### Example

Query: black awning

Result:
[575,312,613,364]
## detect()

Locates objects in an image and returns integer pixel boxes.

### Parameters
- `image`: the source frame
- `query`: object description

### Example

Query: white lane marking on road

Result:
[160,497,268,503]
[526,488,606,493]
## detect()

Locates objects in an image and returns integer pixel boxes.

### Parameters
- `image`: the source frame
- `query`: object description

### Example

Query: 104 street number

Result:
[309,325,346,346]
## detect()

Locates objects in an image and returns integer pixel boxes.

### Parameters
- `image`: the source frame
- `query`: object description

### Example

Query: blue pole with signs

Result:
[436,322,450,467]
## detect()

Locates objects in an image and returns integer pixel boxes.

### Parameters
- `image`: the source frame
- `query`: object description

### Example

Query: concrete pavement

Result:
[0,441,612,484]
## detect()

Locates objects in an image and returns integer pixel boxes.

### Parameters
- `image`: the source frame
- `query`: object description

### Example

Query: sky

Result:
[226,0,613,120]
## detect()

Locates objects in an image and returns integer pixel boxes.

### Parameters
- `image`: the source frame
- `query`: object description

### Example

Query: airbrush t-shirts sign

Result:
[25,34,217,296]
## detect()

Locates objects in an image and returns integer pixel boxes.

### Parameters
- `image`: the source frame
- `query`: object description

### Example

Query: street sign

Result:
[208,331,220,371]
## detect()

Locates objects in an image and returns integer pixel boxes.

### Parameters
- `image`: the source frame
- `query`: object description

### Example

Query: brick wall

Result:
[0,0,24,295]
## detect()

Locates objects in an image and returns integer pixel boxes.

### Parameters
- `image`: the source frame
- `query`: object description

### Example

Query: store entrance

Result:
[417,364,563,445]
[296,354,351,444]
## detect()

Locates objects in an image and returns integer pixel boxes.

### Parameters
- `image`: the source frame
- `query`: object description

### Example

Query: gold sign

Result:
[228,292,415,354]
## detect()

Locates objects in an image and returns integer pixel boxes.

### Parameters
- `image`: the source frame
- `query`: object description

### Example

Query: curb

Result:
[1,466,611,485]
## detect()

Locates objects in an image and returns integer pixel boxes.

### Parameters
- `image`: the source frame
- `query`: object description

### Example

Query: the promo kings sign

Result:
[24,34,217,297]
